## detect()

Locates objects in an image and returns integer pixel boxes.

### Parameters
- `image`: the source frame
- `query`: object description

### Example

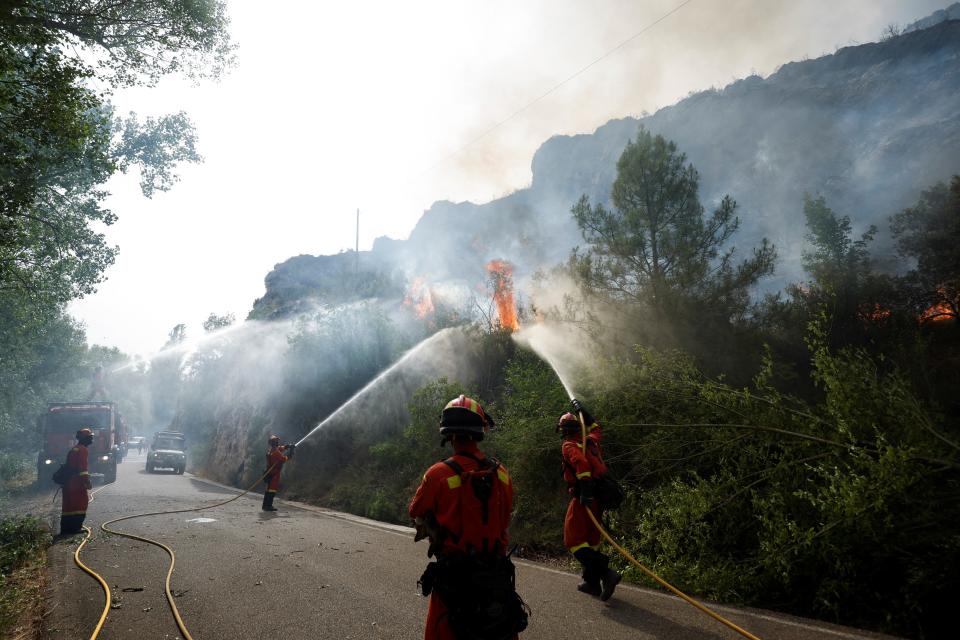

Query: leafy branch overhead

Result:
[0,0,236,86]
[0,0,231,305]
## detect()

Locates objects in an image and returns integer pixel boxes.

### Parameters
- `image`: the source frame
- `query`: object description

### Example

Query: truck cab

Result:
[146,431,187,474]
[37,402,122,484]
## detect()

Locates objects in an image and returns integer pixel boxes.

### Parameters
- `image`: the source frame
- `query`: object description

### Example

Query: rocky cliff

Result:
[250,17,960,317]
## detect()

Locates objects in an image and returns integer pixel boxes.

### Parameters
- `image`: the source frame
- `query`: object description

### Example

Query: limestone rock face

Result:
[252,17,960,316]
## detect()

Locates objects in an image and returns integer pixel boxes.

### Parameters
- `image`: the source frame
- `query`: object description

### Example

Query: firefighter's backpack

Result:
[51,462,76,486]
[594,473,625,510]
[562,440,625,511]
[429,552,530,640]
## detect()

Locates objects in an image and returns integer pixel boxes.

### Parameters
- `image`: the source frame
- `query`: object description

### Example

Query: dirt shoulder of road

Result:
[2,479,103,640]
[1,553,47,640]
[0,488,56,640]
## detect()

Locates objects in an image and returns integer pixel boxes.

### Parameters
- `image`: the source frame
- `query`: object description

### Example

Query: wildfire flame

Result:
[919,286,957,324]
[859,303,891,324]
[920,301,954,323]
[404,277,435,319]
[486,260,520,331]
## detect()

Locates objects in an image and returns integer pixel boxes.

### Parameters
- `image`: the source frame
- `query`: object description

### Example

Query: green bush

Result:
[0,516,50,633]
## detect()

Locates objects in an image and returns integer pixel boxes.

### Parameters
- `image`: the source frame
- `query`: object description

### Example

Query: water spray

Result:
[109,320,259,374]
[294,328,458,446]
[516,326,762,640]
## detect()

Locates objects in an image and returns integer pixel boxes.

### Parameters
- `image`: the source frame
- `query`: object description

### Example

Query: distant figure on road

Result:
[262,435,294,512]
[88,365,107,400]
[409,395,528,640]
[558,399,621,601]
[60,428,93,535]
[137,439,143,455]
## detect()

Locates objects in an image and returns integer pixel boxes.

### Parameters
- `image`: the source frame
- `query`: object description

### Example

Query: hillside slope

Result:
[251,18,960,317]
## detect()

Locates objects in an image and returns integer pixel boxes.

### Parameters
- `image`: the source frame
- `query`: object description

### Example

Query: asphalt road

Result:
[39,454,900,640]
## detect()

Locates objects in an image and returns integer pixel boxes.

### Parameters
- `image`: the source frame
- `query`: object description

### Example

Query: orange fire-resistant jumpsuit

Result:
[408,440,515,640]
[61,444,91,534]
[265,446,289,493]
[262,444,290,511]
[562,421,608,553]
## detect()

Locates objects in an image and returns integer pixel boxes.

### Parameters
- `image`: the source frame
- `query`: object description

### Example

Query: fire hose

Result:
[75,464,278,640]
[576,410,763,640]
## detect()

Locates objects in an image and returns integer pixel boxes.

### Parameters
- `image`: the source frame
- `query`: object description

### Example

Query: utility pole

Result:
[355,208,360,275]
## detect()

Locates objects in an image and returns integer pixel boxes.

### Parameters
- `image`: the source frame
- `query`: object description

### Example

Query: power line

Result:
[418,0,695,179]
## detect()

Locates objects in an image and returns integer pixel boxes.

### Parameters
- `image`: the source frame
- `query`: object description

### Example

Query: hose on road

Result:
[577,410,763,640]
[76,464,277,640]
[73,526,110,639]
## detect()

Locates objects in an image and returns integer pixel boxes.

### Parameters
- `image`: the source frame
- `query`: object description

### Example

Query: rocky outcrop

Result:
[250,16,960,313]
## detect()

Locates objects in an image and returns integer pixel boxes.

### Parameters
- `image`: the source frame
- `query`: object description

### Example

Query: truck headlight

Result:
[44,459,53,465]
[101,455,110,461]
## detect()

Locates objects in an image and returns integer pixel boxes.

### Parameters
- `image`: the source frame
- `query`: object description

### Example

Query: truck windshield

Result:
[47,409,110,432]
[154,438,184,450]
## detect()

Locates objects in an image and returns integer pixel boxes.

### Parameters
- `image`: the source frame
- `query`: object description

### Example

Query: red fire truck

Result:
[37,402,127,484]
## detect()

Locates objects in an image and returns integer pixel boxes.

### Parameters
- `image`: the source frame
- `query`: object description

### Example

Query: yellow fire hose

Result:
[73,526,110,639]
[577,410,762,640]
[75,464,278,640]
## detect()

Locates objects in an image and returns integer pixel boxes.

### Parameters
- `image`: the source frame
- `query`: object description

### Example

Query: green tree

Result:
[165,323,188,348]
[202,312,235,333]
[788,195,900,350]
[571,128,775,320]
[801,194,876,292]
[0,0,228,305]
[891,176,960,322]
[0,0,235,85]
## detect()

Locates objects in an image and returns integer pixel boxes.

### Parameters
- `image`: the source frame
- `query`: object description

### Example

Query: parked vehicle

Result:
[146,431,186,474]
[37,402,124,484]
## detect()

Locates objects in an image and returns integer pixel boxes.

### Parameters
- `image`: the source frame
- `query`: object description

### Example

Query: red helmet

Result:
[557,412,580,436]
[76,428,94,444]
[268,435,281,446]
[440,395,493,441]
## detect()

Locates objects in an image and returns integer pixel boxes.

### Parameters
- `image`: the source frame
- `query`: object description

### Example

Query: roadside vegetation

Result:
[0,1,232,475]
[315,133,959,638]
[0,2,233,636]
[0,516,51,637]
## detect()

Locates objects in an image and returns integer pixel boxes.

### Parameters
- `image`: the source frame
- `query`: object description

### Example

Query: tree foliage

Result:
[801,194,876,290]
[0,0,230,479]
[0,0,235,86]
[0,0,221,305]
[891,176,960,321]
[571,128,776,320]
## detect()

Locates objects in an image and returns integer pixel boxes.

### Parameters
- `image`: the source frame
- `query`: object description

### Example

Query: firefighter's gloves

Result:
[570,399,596,427]
[285,443,296,459]
[579,478,595,507]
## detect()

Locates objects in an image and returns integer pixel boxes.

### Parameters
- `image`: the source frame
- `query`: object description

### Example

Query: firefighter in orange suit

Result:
[262,435,295,512]
[409,395,527,640]
[560,398,621,600]
[61,428,93,535]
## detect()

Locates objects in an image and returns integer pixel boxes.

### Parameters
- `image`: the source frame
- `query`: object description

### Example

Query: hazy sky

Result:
[69,0,947,355]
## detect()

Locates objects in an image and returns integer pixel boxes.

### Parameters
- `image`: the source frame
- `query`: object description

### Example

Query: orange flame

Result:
[404,277,435,319]
[919,286,957,323]
[920,301,954,323]
[486,260,520,331]
[859,303,891,324]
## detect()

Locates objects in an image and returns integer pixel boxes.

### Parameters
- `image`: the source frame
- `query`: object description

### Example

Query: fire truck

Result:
[37,402,127,484]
